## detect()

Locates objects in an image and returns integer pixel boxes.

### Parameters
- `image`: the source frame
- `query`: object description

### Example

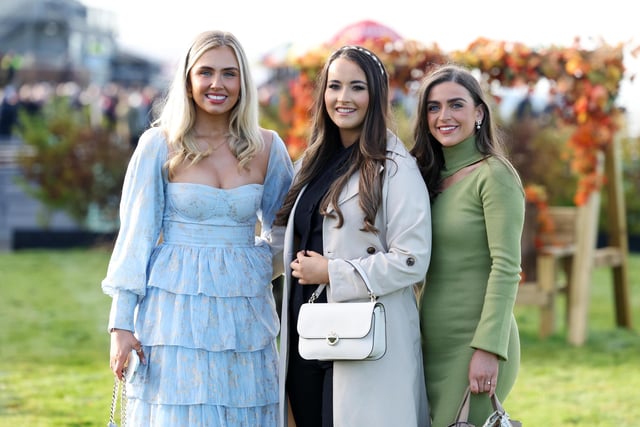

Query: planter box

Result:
[521,205,578,283]
[12,229,117,250]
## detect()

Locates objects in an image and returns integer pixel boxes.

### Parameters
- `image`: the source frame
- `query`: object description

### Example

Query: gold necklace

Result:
[193,133,229,151]
[209,138,228,151]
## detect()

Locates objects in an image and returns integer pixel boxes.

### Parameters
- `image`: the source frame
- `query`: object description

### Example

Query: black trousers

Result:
[286,333,333,427]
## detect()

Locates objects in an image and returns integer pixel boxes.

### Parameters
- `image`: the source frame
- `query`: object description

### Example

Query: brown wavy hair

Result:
[274,46,392,233]
[410,63,521,198]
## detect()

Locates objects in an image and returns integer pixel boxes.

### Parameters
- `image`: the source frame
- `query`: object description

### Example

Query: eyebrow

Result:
[196,65,239,71]
[428,97,467,104]
[328,79,368,85]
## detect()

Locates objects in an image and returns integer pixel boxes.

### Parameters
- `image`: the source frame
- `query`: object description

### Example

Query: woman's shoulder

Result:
[136,127,168,154]
[259,127,274,144]
[385,131,419,172]
[480,156,523,192]
[257,128,293,176]
[483,156,518,176]
[385,131,409,156]
[260,127,291,157]
[127,128,167,167]
[255,127,274,160]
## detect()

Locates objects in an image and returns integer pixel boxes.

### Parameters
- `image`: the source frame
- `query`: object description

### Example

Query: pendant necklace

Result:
[194,133,229,151]
[209,138,228,151]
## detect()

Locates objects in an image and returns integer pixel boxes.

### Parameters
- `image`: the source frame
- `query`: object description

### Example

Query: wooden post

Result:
[567,135,632,345]
[567,181,601,345]
[536,253,558,337]
[602,135,632,328]
[515,135,632,344]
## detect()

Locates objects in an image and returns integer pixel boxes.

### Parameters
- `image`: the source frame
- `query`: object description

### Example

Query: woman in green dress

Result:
[411,64,524,427]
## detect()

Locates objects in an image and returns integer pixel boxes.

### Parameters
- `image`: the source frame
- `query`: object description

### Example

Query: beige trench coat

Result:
[278,134,432,427]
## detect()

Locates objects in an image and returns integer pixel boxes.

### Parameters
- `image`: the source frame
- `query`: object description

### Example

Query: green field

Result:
[0,249,638,426]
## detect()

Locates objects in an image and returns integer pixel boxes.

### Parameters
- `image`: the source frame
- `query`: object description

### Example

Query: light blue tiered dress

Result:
[102,127,293,426]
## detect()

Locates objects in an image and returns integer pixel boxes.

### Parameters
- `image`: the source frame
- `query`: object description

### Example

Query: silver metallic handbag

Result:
[296,259,386,361]
[448,386,522,427]
[482,391,522,427]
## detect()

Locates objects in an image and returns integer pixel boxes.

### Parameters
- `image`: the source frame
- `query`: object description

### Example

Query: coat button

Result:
[406,257,415,266]
[366,246,376,254]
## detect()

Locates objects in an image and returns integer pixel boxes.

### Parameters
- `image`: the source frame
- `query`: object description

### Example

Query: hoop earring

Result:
[476,120,482,130]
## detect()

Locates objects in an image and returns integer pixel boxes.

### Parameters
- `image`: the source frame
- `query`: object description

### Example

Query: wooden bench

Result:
[517,207,577,337]
[516,139,632,345]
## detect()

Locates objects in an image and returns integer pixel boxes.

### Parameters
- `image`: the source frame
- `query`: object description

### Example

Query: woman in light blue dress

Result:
[102,30,293,426]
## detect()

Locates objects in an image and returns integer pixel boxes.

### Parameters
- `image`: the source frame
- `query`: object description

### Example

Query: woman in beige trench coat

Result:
[274,46,432,427]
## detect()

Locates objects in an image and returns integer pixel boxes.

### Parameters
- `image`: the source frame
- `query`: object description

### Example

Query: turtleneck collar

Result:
[440,135,486,178]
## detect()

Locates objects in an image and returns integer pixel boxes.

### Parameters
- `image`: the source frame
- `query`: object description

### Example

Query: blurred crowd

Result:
[0,80,161,148]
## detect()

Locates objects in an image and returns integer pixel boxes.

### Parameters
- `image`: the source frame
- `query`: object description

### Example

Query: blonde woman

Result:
[103,30,293,426]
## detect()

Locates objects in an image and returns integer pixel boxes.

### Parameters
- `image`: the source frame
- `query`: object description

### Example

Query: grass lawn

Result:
[0,248,638,426]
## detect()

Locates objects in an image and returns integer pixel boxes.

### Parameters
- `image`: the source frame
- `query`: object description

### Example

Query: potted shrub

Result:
[14,94,132,246]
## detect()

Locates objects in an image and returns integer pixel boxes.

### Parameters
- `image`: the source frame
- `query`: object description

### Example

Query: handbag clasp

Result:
[326,331,339,345]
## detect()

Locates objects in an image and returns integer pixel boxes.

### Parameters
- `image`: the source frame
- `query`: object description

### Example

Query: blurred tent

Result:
[259,19,444,76]
[260,42,295,69]
[258,19,447,158]
[326,19,404,47]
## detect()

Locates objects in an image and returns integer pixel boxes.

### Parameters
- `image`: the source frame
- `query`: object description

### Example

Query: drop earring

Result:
[476,120,482,130]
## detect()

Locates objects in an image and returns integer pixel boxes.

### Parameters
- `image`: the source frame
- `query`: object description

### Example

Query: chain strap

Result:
[107,375,126,427]
[122,376,127,426]
[307,260,377,304]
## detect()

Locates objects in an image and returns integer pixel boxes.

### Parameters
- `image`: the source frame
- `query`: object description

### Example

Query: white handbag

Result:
[297,259,387,361]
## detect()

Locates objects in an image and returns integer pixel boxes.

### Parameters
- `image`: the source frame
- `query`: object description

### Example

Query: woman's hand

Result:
[110,329,145,380]
[290,250,329,285]
[468,348,499,396]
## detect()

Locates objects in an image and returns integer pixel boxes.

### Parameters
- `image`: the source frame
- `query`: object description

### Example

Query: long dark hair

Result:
[410,63,519,195]
[274,46,391,232]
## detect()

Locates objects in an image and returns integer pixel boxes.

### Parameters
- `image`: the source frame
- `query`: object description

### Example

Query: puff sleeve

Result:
[257,131,293,279]
[101,128,167,331]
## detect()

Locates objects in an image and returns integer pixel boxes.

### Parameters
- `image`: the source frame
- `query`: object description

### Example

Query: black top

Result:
[289,143,355,323]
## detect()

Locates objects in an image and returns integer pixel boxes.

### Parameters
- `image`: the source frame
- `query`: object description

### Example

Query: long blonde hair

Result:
[153,30,263,178]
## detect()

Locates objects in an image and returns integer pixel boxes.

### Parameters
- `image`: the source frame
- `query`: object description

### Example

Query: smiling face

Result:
[188,45,240,118]
[426,81,484,147]
[324,57,370,147]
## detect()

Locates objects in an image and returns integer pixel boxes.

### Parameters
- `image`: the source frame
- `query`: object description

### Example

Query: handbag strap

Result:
[490,392,505,415]
[452,386,472,423]
[450,386,522,427]
[307,284,326,303]
[307,259,377,303]
[108,376,127,427]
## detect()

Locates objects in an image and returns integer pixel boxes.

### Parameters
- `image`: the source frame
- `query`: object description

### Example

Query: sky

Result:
[83,0,637,63]
[83,0,639,134]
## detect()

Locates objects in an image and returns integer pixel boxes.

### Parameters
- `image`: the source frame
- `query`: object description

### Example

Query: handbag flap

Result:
[297,302,380,339]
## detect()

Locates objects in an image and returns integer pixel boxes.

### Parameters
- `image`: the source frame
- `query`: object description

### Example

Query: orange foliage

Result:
[451,37,630,206]
[524,184,555,249]
[273,36,448,159]
[267,30,635,208]
[282,73,315,159]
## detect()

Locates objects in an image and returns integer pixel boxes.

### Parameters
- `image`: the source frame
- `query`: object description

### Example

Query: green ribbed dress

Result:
[419,136,524,427]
